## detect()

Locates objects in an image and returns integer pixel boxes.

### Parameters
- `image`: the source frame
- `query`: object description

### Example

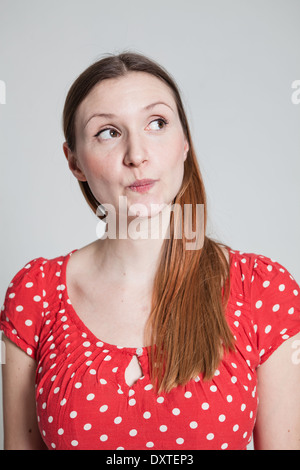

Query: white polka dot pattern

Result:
[0,248,299,450]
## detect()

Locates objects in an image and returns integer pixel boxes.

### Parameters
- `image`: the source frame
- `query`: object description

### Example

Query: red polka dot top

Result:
[1,248,300,450]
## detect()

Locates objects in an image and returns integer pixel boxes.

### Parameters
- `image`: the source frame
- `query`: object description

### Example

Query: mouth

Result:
[127,179,158,193]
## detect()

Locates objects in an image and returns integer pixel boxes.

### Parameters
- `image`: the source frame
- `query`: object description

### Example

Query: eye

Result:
[94,118,169,141]
[148,118,169,131]
[94,128,120,140]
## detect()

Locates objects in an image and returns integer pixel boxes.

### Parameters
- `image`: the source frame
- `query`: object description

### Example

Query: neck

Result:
[94,204,172,285]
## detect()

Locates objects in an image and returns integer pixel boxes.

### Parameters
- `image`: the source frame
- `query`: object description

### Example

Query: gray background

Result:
[1,0,300,450]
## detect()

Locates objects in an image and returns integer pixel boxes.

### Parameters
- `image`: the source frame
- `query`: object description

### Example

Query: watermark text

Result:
[291,80,300,104]
[95,197,205,251]
[0,79,6,104]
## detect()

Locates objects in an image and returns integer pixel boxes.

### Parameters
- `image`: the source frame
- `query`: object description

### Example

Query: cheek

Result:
[163,137,186,177]
[164,131,186,163]
[172,162,185,195]
[78,146,112,183]
[171,140,187,192]
[157,140,185,199]
[77,150,115,200]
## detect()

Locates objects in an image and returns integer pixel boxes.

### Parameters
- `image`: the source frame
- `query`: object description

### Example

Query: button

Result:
[136,347,143,356]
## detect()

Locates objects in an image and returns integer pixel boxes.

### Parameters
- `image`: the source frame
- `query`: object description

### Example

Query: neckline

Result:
[61,246,236,356]
[61,249,150,356]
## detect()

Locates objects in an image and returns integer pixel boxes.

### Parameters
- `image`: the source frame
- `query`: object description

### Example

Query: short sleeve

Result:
[250,254,300,365]
[0,257,46,359]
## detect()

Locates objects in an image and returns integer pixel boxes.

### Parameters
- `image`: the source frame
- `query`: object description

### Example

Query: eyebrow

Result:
[84,101,174,128]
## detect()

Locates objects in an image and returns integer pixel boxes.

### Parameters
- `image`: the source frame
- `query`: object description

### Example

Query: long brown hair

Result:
[62,51,235,394]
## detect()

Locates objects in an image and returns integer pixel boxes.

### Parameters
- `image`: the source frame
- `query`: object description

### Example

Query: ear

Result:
[183,138,189,162]
[63,142,87,182]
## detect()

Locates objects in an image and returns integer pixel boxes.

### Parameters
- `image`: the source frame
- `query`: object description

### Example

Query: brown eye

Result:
[148,118,168,130]
[95,128,120,139]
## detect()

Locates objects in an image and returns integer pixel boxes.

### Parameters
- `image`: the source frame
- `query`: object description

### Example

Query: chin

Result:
[127,202,167,218]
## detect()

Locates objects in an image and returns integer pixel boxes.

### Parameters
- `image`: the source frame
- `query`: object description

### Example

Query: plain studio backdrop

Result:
[0,0,299,451]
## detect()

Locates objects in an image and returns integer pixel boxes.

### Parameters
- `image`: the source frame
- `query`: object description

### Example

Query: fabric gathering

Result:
[1,248,299,450]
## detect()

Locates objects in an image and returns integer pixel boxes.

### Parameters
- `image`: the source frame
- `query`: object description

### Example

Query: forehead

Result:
[76,72,177,127]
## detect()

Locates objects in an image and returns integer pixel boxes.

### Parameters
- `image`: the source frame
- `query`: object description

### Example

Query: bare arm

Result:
[253,332,300,450]
[1,334,47,450]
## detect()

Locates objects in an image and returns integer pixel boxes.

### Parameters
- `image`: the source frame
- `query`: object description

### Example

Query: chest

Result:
[70,278,151,337]
[36,333,257,450]
[67,278,153,386]
[36,275,258,450]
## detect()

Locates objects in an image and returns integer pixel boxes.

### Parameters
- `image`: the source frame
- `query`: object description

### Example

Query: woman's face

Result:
[64,71,189,220]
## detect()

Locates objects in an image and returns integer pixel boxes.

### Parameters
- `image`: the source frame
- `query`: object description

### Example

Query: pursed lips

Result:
[127,179,158,193]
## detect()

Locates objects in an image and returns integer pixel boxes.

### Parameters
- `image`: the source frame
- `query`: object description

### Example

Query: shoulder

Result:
[228,248,300,365]
[2,250,76,296]
[228,248,299,295]
[0,249,77,359]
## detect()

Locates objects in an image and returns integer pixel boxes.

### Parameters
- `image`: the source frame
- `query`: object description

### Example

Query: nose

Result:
[123,132,148,167]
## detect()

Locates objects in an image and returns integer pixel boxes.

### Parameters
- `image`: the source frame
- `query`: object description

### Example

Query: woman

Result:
[1,51,300,450]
